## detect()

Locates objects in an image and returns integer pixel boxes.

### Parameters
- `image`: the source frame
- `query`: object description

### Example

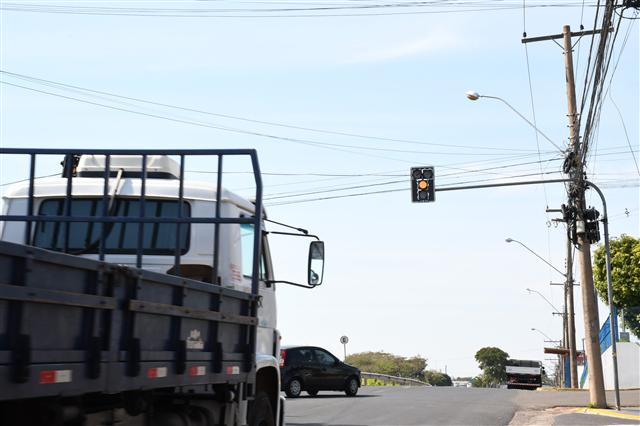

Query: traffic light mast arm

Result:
[433,178,570,193]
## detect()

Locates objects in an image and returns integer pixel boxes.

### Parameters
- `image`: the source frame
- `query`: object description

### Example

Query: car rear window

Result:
[287,348,314,364]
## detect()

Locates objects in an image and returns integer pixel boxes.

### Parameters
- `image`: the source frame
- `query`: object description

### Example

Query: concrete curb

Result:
[535,387,640,392]
[574,407,640,420]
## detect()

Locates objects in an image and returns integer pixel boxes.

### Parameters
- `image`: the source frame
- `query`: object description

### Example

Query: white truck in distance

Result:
[0,149,325,426]
[505,359,543,390]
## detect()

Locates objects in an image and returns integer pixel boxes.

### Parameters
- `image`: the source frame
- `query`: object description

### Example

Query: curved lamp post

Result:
[505,238,566,278]
[526,288,564,316]
[531,327,560,344]
[532,328,562,387]
[465,91,563,152]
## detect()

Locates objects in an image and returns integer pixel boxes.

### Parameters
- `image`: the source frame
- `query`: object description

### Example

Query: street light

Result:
[506,237,579,389]
[505,238,566,278]
[531,328,560,344]
[532,328,562,388]
[465,90,564,152]
[526,288,564,316]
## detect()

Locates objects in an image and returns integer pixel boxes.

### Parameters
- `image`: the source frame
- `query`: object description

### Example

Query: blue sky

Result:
[1,1,638,377]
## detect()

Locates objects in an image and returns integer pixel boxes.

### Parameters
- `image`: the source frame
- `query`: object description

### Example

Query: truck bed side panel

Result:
[0,241,257,401]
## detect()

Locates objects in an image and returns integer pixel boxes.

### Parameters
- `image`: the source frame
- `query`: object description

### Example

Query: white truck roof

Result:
[3,176,258,215]
[77,154,181,179]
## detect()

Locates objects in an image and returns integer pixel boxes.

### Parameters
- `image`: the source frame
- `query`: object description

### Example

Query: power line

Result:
[0,173,59,187]
[0,79,555,166]
[245,155,564,195]
[518,31,555,268]
[608,91,639,176]
[0,1,598,18]
[0,81,486,165]
[266,170,564,206]
[580,1,619,164]
[592,17,638,175]
[264,178,405,200]
[0,70,544,154]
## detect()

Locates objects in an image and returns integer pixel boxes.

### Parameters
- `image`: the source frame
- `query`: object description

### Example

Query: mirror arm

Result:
[263,218,309,235]
[265,280,318,289]
[264,231,320,241]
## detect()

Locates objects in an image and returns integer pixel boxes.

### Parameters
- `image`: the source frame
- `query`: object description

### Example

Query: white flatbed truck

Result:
[0,149,325,426]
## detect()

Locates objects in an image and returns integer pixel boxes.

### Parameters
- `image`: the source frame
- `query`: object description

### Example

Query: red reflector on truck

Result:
[147,367,167,378]
[189,366,206,376]
[226,366,240,375]
[39,370,72,384]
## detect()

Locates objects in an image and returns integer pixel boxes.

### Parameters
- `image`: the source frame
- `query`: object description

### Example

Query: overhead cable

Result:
[0,70,543,154]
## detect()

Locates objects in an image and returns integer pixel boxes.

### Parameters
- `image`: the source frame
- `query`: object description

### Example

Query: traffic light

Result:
[584,207,601,244]
[411,167,435,203]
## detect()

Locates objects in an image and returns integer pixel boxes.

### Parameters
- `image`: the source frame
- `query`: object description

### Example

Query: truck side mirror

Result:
[308,241,325,286]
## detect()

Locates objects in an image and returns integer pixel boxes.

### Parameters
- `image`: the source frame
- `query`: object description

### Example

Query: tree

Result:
[423,370,452,386]
[346,352,427,380]
[397,355,428,379]
[593,234,640,336]
[474,347,509,387]
[471,375,488,388]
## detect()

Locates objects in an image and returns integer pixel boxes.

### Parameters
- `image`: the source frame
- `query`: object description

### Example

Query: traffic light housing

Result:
[584,207,601,244]
[411,167,435,203]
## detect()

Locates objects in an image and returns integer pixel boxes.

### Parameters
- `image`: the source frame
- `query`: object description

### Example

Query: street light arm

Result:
[476,94,565,153]
[526,288,563,314]
[509,238,567,278]
[531,327,553,341]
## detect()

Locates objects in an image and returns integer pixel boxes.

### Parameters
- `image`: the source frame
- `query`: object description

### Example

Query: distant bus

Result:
[505,359,543,390]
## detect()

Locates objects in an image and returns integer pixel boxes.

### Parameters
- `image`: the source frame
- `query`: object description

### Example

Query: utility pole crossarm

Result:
[521,27,613,44]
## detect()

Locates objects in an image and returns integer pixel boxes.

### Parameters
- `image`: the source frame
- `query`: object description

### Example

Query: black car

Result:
[279,346,361,397]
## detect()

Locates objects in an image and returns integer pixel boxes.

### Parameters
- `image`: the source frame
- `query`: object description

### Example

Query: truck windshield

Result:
[33,198,190,255]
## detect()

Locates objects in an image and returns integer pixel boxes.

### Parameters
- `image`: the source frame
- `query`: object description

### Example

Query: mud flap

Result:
[279,395,285,426]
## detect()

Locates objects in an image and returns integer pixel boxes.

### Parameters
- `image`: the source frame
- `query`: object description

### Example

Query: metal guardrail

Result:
[361,372,431,387]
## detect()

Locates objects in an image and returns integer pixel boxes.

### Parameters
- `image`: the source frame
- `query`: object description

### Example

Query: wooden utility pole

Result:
[523,24,609,407]
[565,227,578,388]
[562,24,606,407]
[548,209,578,388]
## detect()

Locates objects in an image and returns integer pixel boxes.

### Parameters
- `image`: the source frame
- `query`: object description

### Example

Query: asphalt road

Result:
[284,387,640,426]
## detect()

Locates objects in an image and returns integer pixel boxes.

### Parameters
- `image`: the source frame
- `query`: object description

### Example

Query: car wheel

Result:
[306,390,318,396]
[345,377,359,396]
[248,391,275,426]
[285,378,302,398]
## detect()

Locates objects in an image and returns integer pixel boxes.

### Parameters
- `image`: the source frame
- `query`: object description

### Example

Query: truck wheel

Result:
[248,392,275,426]
[285,378,302,398]
[345,377,359,396]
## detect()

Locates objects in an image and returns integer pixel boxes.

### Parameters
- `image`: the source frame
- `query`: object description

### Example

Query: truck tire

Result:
[284,378,302,398]
[248,392,275,426]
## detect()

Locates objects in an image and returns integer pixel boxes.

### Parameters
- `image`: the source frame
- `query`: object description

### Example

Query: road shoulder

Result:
[510,407,640,425]
[509,407,573,425]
